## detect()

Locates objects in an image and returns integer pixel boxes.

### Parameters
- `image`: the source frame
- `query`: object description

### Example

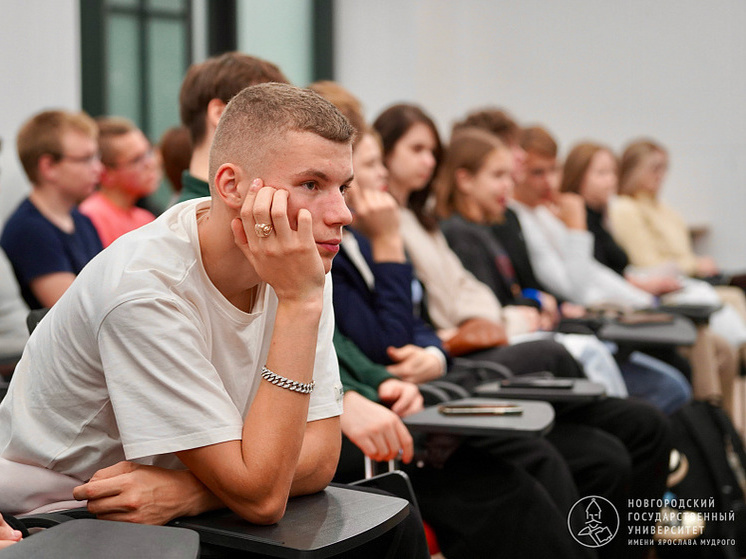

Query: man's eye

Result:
[340,183,352,195]
[302,181,317,191]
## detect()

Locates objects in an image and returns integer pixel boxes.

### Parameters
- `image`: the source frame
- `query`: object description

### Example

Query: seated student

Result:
[333,330,588,559]
[612,139,746,288]
[371,102,672,559]
[177,51,289,203]
[0,110,103,309]
[611,139,746,338]
[317,109,603,557]
[0,83,424,558]
[79,117,160,247]
[561,140,746,407]
[505,124,737,415]
[157,125,192,206]
[433,127,691,415]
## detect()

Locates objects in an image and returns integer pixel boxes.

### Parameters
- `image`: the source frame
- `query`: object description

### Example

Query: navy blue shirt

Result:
[331,229,445,365]
[0,198,103,309]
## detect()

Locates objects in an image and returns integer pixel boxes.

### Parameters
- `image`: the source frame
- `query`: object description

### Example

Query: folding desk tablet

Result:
[657,303,721,325]
[474,378,607,403]
[403,397,554,438]
[0,518,200,559]
[170,484,409,558]
[596,313,698,348]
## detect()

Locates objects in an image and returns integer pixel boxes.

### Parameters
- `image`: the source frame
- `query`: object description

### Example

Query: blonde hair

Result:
[618,139,667,196]
[17,110,98,184]
[209,83,354,185]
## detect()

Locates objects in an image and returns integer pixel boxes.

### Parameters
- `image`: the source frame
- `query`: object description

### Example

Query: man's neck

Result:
[189,142,211,183]
[100,186,136,210]
[197,206,262,312]
[29,186,77,233]
[512,195,536,209]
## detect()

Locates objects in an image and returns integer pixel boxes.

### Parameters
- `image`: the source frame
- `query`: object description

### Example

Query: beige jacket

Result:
[399,208,503,330]
[608,192,698,276]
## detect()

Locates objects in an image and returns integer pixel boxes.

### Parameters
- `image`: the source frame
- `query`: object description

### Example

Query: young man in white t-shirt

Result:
[0,84,355,530]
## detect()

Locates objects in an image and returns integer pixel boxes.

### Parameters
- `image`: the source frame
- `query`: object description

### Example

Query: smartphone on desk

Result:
[438,403,523,416]
[499,378,574,389]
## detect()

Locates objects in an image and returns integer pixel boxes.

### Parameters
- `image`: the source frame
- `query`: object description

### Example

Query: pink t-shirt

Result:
[79,191,155,247]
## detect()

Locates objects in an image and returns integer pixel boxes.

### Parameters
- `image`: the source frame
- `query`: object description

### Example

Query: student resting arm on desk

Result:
[0,84,350,526]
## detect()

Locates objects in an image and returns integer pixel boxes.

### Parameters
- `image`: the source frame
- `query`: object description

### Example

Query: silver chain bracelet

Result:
[261,366,315,394]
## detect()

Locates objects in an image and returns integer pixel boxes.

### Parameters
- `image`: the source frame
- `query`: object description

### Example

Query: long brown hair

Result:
[561,142,612,195]
[373,103,443,231]
[434,127,504,219]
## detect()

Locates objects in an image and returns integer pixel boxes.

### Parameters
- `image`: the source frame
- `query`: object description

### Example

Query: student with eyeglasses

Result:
[79,117,161,247]
[0,110,104,309]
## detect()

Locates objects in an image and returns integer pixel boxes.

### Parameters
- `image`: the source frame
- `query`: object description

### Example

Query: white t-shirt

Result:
[0,198,343,513]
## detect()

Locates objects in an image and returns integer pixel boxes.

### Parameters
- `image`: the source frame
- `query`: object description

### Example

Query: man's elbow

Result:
[311,455,338,492]
[233,495,288,525]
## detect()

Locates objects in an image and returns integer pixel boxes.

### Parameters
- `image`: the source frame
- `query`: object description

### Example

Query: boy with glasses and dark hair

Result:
[79,116,160,247]
[1,109,103,309]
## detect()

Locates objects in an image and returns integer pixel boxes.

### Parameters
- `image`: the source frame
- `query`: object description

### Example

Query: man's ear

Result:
[206,99,227,131]
[37,154,57,183]
[455,167,473,194]
[213,163,244,209]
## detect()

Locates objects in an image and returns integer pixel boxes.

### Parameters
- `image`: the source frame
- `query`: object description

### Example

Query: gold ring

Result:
[254,223,273,238]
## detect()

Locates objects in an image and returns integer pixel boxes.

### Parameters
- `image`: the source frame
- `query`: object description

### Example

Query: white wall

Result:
[2,1,744,270]
[0,0,80,225]
[336,0,746,270]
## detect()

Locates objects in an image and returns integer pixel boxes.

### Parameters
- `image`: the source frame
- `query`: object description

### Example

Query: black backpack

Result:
[657,401,746,559]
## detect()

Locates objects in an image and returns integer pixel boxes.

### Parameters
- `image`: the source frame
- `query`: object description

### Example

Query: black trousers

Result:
[447,338,587,391]
[336,434,595,559]
[550,398,672,559]
[445,339,672,559]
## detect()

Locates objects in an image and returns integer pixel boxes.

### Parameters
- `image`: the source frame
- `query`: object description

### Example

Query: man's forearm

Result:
[289,416,341,497]
[177,297,323,524]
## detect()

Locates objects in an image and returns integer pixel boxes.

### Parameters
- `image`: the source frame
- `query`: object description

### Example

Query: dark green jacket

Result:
[334,329,394,402]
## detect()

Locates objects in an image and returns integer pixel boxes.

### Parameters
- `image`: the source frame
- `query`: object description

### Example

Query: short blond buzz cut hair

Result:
[209,83,354,187]
[17,109,98,185]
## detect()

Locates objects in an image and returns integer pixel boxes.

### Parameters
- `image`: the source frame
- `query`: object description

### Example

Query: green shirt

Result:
[334,329,394,402]
[178,171,210,203]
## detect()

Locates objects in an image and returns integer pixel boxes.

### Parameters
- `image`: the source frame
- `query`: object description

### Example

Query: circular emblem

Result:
[567,495,620,548]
